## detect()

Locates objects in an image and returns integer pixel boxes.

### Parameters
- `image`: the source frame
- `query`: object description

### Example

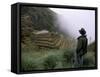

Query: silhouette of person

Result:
[75,28,88,67]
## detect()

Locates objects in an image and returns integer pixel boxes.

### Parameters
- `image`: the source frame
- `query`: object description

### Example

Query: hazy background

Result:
[50,8,95,44]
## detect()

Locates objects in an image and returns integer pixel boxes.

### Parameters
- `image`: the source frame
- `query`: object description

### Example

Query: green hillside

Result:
[21,6,57,44]
[88,42,95,52]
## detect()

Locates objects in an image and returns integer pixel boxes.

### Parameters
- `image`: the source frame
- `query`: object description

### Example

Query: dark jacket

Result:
[76,35,88,57]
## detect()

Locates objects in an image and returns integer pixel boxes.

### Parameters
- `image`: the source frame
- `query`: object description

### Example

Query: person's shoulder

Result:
[77,35,87,40]
[77,36,82,39]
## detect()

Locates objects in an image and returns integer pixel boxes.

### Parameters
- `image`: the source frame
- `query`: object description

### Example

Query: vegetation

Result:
[87,42,95,52]
[43,55,58,69]
[21,7,96,71]
[21,45,95,71]
[83,51,95,67]
[21,6,57,44]
[62,49,75,68]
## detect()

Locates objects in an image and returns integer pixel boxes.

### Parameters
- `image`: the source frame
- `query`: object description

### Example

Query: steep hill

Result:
[21,6,57,44]
[21,6,76,49]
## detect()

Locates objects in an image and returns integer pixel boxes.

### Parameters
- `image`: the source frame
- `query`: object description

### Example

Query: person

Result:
[75,28,88,67]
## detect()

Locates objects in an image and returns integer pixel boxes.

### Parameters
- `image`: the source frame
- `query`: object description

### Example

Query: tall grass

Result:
[21,45,95,71]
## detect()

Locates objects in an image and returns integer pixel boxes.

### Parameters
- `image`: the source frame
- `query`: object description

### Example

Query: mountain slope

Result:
[21,6,57,44]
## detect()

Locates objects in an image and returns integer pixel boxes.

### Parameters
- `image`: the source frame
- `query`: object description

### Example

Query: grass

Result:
[21,45,68,71]
[21,44,95,71]
[83,51,95,67]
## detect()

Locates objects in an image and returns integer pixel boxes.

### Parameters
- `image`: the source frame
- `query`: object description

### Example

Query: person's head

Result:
[79,28,86,35]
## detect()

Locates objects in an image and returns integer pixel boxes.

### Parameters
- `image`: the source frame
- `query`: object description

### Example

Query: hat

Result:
[79,28,86,35]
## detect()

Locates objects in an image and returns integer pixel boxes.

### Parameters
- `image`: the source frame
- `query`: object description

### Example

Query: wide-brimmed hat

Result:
[79,28,86,35]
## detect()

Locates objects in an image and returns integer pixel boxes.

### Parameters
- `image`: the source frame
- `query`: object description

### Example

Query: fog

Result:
[50,8,95,44]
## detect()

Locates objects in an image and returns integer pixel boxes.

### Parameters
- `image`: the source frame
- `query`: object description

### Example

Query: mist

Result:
[50,8,95,44]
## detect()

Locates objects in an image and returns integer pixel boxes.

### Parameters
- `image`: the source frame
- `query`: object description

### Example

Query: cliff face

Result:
[33,32,72,49]
[21,6,56,31]
[21,6,57,44]
[21,6,76,49]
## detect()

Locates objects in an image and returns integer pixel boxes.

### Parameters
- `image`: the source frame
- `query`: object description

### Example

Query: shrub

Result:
[43,55,57,69]
[22,59,38,71]
[62,49,75,67]
[83,52,95,67]
[63,49,74,63]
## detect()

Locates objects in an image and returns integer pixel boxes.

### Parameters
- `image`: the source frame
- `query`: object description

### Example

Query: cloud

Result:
[50,8,95,44]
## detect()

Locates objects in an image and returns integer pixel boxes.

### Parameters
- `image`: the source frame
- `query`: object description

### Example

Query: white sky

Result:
[50,8,95,44]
